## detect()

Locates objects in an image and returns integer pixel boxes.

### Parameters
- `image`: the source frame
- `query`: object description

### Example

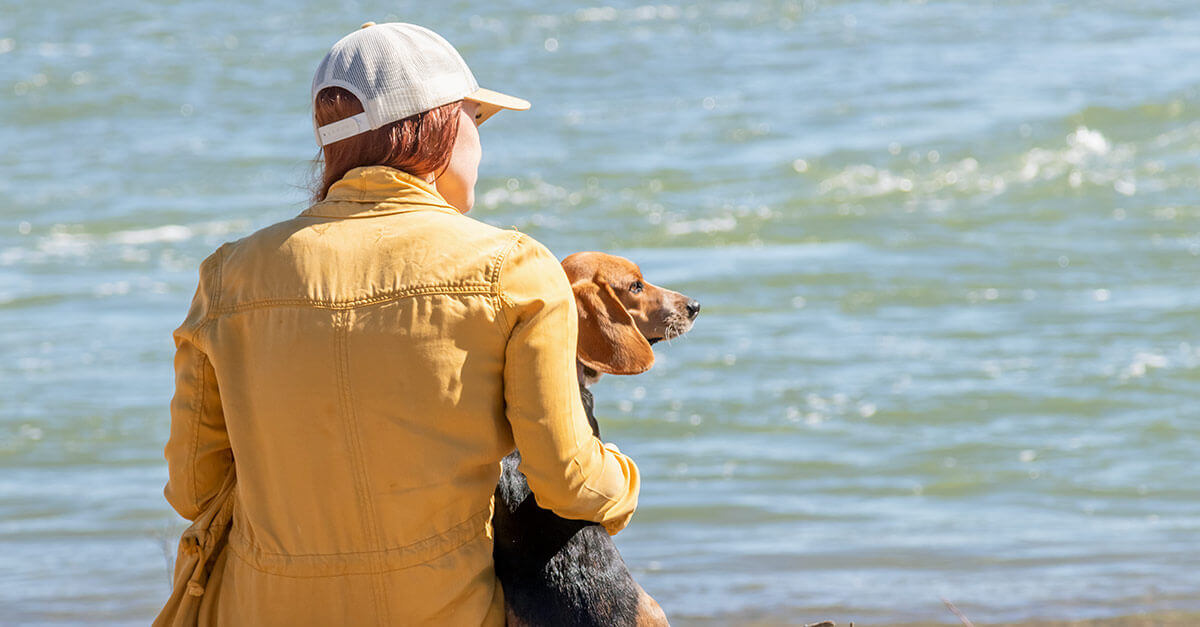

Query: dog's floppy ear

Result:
[572,278,655,375]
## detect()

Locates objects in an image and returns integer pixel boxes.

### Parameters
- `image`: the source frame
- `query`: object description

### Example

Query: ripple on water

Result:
[5,0,1200,624]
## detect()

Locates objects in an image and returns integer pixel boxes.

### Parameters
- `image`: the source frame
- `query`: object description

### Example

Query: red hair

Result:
[311,87,462,202]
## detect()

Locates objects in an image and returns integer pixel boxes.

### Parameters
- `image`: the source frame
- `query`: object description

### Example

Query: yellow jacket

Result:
[162,165,640,625]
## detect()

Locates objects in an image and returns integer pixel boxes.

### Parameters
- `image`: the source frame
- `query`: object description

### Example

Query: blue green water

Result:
[2,1,1198,624]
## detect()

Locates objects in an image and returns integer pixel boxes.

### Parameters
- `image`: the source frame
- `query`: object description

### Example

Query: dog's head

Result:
[561,252,700,377]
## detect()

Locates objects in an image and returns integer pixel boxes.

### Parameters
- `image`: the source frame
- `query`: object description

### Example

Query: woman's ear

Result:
[572,279,655,375]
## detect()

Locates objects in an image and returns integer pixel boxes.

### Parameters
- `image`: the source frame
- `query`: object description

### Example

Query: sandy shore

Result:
[683,610,1200,626]
[893,610,1200,627]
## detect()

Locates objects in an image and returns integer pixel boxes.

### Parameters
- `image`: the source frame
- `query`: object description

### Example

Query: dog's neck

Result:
[577,362,602,388]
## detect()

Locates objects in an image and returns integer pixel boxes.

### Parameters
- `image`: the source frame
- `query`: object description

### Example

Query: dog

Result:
[493,251,700,627]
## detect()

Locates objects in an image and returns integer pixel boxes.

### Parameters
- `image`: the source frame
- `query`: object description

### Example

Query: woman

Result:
[159,22,640,625]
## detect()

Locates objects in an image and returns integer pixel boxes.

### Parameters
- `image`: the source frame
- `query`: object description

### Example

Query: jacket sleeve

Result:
[498,234,641,535]
[163,248,232,521]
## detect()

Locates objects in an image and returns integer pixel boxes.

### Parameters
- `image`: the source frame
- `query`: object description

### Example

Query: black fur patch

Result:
[493,384,641,626]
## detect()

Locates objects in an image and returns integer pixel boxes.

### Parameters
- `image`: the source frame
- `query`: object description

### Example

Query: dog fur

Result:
[493,252,698,626]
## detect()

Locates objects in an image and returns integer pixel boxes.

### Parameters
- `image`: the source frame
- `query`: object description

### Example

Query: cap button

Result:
[361,22,376,29]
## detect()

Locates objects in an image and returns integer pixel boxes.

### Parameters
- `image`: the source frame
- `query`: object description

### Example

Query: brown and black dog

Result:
[493,252,700,627]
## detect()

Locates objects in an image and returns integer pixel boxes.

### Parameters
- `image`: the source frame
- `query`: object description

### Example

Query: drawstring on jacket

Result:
[154,468,237,626]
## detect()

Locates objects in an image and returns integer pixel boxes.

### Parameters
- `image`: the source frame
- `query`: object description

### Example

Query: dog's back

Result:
[493,385,643,626]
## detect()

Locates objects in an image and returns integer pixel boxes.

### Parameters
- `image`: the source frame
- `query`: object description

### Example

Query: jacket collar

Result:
[301,166,462,219]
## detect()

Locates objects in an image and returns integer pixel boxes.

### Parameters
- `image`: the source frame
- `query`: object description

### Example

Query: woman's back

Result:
[210,166,516,554]
[163,166,639,624]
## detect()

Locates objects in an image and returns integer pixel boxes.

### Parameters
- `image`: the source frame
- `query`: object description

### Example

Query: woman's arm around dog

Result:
[498,234,640,535]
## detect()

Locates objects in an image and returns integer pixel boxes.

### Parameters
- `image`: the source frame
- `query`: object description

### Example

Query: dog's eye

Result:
[630,281,644,294]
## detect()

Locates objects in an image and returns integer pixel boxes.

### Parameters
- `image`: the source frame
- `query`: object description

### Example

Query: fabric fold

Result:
[154,468,237,627]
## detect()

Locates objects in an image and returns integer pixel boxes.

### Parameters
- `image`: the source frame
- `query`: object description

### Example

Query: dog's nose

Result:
[685,299,701,319]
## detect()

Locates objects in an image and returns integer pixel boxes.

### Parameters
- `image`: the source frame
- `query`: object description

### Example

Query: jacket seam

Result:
[184,245,224,352]
[188,349,207,512]
[223,502,489,576]
[302,199,459,216]
[569,455,621,503]
[209,283,494,314]
[208,243,225,314]
[229,506,492,559]
[225,545,476,580]
[491,232,525,336]
[190,318,216,351]
[225,512,489,579]
[332,310,389,621]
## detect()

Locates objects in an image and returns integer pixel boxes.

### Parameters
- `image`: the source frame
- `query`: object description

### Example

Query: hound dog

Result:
[493,251,700,627]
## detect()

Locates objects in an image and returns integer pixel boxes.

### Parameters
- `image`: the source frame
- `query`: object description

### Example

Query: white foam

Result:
[38,232,93,258]
[1121,352,1169,380]
[665,216,737,235]
[1016,126,1134,188]
[110,225,193,245]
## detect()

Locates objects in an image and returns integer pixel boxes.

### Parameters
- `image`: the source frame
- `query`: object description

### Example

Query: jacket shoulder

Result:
[175,243,231,338]
[494,231,574,332]
[383,210,530,282]
[210,212,532,309]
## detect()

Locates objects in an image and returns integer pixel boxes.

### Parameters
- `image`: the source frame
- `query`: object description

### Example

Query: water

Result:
[2,1,1199,624]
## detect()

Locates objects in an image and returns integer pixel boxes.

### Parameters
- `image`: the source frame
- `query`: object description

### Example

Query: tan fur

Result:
[563,251,695,376]
[571,278,656,375]
[635,582,670,626]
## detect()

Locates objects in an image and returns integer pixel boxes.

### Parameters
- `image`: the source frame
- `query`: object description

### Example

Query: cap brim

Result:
[466,87,530,125]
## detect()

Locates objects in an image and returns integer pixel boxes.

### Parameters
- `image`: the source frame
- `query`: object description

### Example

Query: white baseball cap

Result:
[311,22,530,147]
